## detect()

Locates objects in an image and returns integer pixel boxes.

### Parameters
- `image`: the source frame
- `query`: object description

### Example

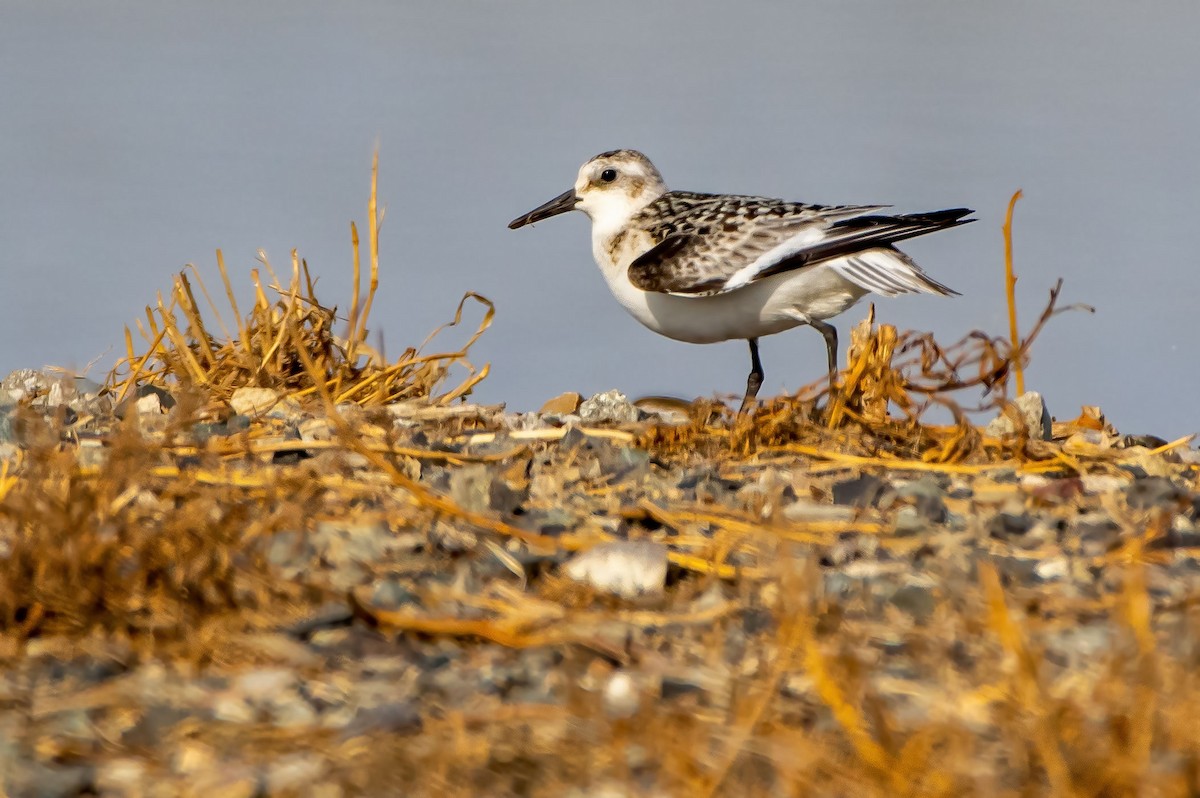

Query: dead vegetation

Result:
[0,172,1198,797]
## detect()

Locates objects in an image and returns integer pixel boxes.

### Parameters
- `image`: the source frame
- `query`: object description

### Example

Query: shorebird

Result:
[508,150,973,412]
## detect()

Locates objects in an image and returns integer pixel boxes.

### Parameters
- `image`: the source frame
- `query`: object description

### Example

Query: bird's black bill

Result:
[508,189,579,229]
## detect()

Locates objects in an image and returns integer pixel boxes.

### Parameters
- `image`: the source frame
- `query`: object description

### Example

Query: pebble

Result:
[230,386,300,420]
[135,392,163,415]
[1034,556,1069,581]
[985,391,1052,440]
[602,672,640,719]
[783,502,855,523]
[832,473,891,508]
[3,362,1198,794]
[539,391,583,415]
[579,389,641,424]
[563,541,668,598]
[266,754,328,793]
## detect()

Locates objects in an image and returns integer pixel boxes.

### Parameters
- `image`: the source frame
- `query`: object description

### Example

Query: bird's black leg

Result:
[739,338,764,414]
[810,320,839,389]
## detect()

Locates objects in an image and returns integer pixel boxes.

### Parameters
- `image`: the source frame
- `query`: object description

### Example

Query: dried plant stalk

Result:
[107,153,492,411]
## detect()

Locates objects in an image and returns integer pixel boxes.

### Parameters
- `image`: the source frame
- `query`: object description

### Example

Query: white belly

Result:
[600,264,869,344]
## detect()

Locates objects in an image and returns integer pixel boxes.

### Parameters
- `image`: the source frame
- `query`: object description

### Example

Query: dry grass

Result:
[1,165,1198,797]
[106,152,492,413]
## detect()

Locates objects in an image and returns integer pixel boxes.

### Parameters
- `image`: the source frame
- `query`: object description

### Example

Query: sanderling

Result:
[508,149,973,412]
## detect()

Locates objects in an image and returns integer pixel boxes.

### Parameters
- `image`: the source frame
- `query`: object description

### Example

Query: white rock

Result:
[1080,474,1126,494]
[579,390,641,424]
[985,391,1052,440]
[231,386,280,416]
[1034,557,1069,581]
[602,672,640,719]
[563,541,668,598]
[299,417,334,442]
[230,386,299,420]
[135,393,163,415]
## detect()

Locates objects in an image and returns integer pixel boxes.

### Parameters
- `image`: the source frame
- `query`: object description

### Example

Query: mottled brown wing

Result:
[627,192,884,296]
[627,192,973,297]
[626,232,777,295]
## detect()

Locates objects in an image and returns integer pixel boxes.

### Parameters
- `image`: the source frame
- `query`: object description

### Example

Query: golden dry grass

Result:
[0,161,1197,797]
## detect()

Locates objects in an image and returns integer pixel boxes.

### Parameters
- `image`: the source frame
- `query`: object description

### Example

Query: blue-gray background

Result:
[3,2,1197,436]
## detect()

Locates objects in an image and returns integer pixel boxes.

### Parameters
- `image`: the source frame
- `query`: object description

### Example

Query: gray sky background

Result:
[2,1,1197,437]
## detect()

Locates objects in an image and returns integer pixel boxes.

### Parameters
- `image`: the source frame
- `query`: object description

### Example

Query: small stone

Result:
[889,584,937,624]
[893,506,926,536]
[121,706,192,749]
[603,672,640,719]
[95,757,148,795]
[1126,476,1185,510]
[449,464,492,514]
[634,396,693,425]
[985,391,1052,440]
[135,392,163,415]
[995,555,1039,583]
[370,576,420,610]
[1034,556,1069,581]
[741,607,774,636]
[1075,517,1122,557]
[539,391,583,415]
[266,755,327,793]
[235,667,296,700]
[0,408,15,446]
[300,417,334,442]
[783,502,855,523]
[172,741,217,775]
[832,474,891,508]
[1081,474,1127,494]
[897,477,947,523]
[230,386,299,420]
[213,694,255,723]
[579,389,641,424]
[988,511,1033,538]
[313,519,393,565]
[563,541,668,599]
[188,767,260,798]
[76,439,109,469]
[339,703,422,740]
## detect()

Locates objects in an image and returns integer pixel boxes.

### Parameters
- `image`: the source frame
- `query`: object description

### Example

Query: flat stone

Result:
[783,502,855,523]
[889,584,937,623]
[988,511,1033,538]
[832,474,891,508]
[539,391,582,415]
[339,702,422,740]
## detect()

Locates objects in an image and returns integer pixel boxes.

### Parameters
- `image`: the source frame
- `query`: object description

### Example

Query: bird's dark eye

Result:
[600,168,618,183]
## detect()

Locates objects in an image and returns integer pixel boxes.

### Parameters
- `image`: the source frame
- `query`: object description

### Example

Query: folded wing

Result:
[627,201,972,297]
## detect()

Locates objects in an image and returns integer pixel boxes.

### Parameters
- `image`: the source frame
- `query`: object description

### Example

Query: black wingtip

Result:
[903,207,976,225]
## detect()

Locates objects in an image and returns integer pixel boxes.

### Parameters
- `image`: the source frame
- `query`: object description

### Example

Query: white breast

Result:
[591,228,867,344]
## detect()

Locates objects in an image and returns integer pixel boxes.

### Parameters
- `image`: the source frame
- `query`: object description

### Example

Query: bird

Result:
[508,149,973,413]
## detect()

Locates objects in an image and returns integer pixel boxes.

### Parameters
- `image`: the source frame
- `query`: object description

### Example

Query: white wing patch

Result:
[722,225,827,291]
[827,248,956,297]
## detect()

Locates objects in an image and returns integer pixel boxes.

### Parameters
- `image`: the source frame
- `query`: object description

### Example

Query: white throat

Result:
[579,188,662,241]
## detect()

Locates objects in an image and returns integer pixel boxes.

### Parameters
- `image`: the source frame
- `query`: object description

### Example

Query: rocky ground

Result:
[1,368,1199,797]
